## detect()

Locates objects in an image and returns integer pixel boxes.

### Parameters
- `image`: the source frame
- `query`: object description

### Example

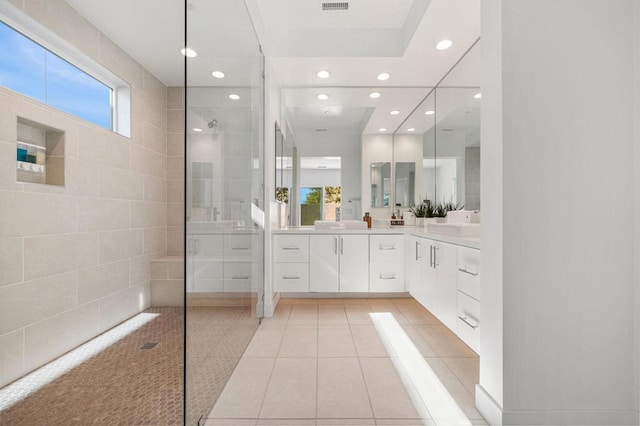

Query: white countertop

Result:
[273,226,480,249]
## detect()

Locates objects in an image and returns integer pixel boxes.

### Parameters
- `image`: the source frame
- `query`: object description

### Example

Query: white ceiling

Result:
[62,0,481,135]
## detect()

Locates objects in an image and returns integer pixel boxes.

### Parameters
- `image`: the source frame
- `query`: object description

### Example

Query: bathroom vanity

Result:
[272,226,481,353]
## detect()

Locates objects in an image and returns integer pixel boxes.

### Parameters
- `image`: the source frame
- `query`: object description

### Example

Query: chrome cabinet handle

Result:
[232,276,250,280]
[429,245,434,268]
[194,238,199,254]
[379,274,396,280]
[458,268,479,276]
[379,246,396,250]
[282,246,299,250]
[340,237,344,255]
[434,245,439,267]
[282,276,300,280]
[415,241,419,261]
[232,247,249,250]
[459,316,479,329]
[334,237,338,254]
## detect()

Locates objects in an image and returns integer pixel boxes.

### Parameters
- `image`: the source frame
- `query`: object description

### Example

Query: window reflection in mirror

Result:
[370,162,390,208]
[394,162,415,207]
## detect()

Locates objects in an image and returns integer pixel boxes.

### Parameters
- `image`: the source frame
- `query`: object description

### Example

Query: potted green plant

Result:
[433,203,448,223]
[409,200,434,227]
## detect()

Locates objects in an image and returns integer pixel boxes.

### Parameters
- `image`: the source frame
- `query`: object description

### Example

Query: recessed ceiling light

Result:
[377,73,390,81]
[193,128,202,132]
[425,110,435,115]
[180,47,197,57]
[407,128,416,132]
[317,93,329,100]
[229,94,240,100]
[436,39,453,50]
[324,110,330,115]
[317,70,330,79]
[474,92,482,99]
[211,71,225,78]
[390,110,400,115]
[369,92,381,99]
[379,128,388,132]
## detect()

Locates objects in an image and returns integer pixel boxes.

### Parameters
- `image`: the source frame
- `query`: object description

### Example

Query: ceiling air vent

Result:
[322,2,349,11]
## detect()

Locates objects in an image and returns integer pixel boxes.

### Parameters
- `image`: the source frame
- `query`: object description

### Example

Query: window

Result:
[300,186,341,225]
[0,20,113,131]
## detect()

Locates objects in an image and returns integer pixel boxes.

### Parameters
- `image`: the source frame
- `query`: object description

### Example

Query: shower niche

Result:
[16,118,65,186]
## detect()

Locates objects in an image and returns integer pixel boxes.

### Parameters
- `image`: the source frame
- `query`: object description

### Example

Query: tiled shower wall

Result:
[166,87,184,256]
[0,0,178,388]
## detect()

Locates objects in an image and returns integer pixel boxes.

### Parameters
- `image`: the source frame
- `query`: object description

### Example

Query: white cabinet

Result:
[433,241,458,332]
[309,234,369,292]
[456,246,481,353]
[369,234,405,292]
[273,235,310,293]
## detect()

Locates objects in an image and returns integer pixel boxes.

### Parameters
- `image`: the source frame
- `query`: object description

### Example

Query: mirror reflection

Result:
[370,162,390,208]
[394,162,415,207]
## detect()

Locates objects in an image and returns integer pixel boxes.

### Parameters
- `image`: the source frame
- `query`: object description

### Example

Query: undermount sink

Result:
[314,220,368,230]
[426,223,480,238]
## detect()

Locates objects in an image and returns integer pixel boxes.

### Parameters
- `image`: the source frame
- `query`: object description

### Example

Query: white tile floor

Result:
[206,298,487,426]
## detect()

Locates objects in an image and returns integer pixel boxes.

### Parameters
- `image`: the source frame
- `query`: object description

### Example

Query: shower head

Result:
[207,119,218,129]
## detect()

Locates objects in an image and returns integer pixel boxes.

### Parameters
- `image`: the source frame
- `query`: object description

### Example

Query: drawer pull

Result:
[232,276,250,280]
[378,246,396,250]
[232,247,249,250]
[379,274,396,280]
[458,316,479,329]
[282,247,299,250]
[458,268,479,276]
[282,276,300,280]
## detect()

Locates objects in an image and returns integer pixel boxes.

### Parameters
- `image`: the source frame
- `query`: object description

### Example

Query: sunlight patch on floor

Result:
[370,312,471,426]
[0,312,160,411]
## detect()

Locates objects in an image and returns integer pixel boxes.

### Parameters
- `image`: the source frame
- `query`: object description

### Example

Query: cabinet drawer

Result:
[274,262,309,292]
[369,262,405,292]
[224,279,251,293]
[224,234,253,261]
[457,246,480,300]
[273,235,309,262]
[370,234,404,263]
[223,262,252,280]
[457,291,480,354]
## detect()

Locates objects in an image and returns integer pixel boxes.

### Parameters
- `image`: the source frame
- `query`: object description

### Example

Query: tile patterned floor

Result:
[206,298,487,426]
[0,306,259,426]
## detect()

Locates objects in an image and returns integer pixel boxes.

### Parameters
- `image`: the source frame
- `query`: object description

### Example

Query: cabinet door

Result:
[309,234,339,292]
[421,240,438,315]
[339,235,369,292]
[406,236,426,295]
[435,241,458,332]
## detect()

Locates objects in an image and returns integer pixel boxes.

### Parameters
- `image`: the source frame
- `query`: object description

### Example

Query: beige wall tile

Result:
[166,226,184,256]
[24,0,100,58]
[0,328,25,387]
[140,93,166,130]
[23,301,100,373]
[167,179,184,203]
[78,260,130,304]
[65,157,100,196]
[166,133,184,157]
[166,260,183,279]
[129,117,144,146]
[24,233,99,281]
[130,201,165,228]
[151,262,167,279]
[0,91,18,143]
[167,203,184,227]
[0,271,78,334]
[143,70,167,107]
[98,34,143,89]
[131,145,166,178]
[143,122,166,155]
[166,156,184,179]
[130,254,152,285]
[144,227,166,255]
[166,110,184,133]
[144,175,166,202]
[8,0,24,10]
[0,141,26,191]
[78,197,129,232]
[0,238,23,286]
[100,166,143,200]
[99,284,147,332]
[166,87,183,110]
[79,124,131,170]
[150,279,183,307]
[0,191,76,238]
[99,229,143,263]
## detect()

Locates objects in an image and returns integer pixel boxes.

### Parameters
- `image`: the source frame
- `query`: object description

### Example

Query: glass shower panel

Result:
[185,0,264,424]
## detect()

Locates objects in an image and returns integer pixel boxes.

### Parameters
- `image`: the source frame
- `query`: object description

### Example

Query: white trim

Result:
[475,384,502,426]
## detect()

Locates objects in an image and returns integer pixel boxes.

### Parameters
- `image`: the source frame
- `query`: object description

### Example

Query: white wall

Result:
[0,0,171,387]
[480,0,638,424]
[634,0,640,415]
[362,134,393,218]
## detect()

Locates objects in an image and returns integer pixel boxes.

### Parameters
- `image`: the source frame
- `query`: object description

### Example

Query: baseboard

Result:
[264,292,281,317]
[476,385,640,426]
[476,384,503,425]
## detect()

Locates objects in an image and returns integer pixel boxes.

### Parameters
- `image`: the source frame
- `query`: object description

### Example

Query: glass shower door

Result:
[185,0,265,423]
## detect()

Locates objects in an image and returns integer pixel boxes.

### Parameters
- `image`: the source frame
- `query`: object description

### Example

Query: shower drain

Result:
[140,342,158,349]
